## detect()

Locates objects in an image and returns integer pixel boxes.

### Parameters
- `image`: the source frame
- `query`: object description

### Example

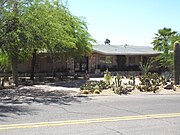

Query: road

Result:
[0,94,180,135]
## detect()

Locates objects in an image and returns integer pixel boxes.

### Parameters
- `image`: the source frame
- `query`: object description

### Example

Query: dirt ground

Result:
[1,77,180,104]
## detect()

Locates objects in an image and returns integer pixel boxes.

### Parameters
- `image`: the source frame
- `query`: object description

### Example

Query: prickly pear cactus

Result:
[174,41,180,85]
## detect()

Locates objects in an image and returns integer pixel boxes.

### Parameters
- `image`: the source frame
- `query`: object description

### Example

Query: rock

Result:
[125,85,134,91]
[164,82,173,89]
[173,85,180,91]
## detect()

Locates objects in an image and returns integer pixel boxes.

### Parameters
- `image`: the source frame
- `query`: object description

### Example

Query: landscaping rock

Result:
[125,85,134,91]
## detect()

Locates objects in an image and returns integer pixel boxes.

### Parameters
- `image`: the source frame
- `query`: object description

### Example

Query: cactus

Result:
[132,74,136,86]
[115,73,122,87]
[174,41,180,85]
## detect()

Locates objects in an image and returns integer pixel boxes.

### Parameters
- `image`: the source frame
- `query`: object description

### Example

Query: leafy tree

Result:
[151,27,179,70]
[25,0,95,79]
[0,53,9,73]
[104,39,110,45]
[0,0,31,86]
[152,28,177,53]
[0,0,95,85]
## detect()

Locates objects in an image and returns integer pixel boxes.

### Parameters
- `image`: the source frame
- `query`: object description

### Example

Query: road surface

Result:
[0,94,180,135]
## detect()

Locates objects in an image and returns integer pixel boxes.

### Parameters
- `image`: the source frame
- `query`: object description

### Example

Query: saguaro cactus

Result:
[174,41,180,85]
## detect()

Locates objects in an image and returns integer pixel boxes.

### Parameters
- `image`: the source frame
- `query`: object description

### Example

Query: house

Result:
[74,45,160,73]
[18,45,160,74]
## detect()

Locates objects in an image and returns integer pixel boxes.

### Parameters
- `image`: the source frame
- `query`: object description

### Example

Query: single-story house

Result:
[18,45,160,74]
[75,45,160,73]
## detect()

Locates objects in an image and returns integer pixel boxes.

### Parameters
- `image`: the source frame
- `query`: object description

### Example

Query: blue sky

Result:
[67,0,180,46]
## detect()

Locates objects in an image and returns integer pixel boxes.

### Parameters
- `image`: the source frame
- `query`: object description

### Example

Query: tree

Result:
[0,53,9,73]
[25,0,95,79]
[0,0,95,84]
[104,39,110,45]
[0,0,30,86]
[151,27,179,70]
[152,28,177,53]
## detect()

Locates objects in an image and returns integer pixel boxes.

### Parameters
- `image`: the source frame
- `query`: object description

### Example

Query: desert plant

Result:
[138,72,160,93]
[80,80,108,92]
[115,73,122,87]
[94,90,100,94]
[114,86,123,95]
[174,41,180,85]
[129,74,136,86]
[161,71,173,83]
[114,83,132,95]
[81,90,89,94]
[104,69,112,85]
[139,60,152,75]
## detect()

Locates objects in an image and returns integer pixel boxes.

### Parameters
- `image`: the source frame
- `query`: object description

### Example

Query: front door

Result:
[74,57,88,72]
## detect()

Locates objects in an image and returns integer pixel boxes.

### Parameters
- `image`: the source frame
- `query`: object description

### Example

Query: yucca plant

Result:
[139,60,152,75]
[104,69,112,86]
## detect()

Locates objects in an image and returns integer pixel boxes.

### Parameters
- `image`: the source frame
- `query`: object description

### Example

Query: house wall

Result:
[88,53,117,72]
[18,59,32,73]
[17,52,159,74]
[126,55,142,66]
[18,53,67,73]
[88,53,157,72]
[91,54,145,68]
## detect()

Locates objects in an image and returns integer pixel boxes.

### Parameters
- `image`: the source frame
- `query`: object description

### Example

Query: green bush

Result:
[80,80,108,92]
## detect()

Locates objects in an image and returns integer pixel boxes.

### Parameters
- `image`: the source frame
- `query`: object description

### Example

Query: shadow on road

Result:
[0,78,91,120]
[0,105,37,121]
[0,87,91,121]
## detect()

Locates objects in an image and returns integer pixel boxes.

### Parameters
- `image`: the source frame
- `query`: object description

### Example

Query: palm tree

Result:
[152,27,177,54]
[151,28,178,70]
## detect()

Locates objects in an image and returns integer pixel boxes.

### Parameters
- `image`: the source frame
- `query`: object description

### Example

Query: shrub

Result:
[81,90,89,94]
[94,90,100,94]
[80,80,108,91]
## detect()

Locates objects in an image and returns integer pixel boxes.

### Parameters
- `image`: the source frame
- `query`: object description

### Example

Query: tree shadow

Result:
[0,79,91,121]
[0,87,91,105]
[0,105,37,121]
[47,79,87,88]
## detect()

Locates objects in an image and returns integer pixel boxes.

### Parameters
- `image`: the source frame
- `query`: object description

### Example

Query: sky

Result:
[67,0,180,46]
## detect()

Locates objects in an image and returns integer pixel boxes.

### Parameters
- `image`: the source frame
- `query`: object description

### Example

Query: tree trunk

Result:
[174,41,180,85]
[11,51,18,87]
[30,49,37,80]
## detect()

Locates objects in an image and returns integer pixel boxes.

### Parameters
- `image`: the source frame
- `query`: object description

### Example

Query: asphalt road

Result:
[0,94,180,135]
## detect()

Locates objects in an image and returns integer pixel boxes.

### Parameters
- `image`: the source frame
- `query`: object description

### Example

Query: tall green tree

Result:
[0,0,31,86]
[24,0,95,79]
[0,0,95,84]
[152,27,179,70]
[152,28,177,53]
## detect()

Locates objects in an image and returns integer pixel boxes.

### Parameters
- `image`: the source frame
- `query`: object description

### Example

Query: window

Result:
[100,56,113,64]
[99,56,106,63]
